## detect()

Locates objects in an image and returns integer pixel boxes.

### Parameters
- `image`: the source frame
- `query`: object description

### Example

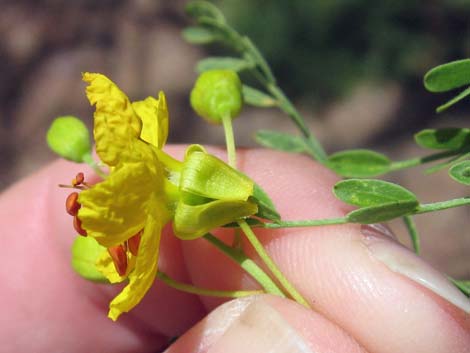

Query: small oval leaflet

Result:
[182,27,218,44]
[255,130,306,154]
[196,57,253,73]
[334,179,419,224]
[449,160,470,185]
[414,128,470,151]
[327,149,391,178]
[242,85,277,107]
[424,59,470,92]
[185,1,226,24]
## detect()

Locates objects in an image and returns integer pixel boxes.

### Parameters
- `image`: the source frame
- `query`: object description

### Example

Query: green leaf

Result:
[182,26,218,44]
[335,179,419,224]
[255,130,306,153]
[327,149,391,178]
[251,183,281,222]
[186,1,226,24]
[436,86,470,113]
[242,85,277,107]
[414,128,470,150]
[71,237,108,283]
[448,160,470,185]
[424,59,470,93]
[333,179,418,207]
[196,57,253,73]
[346,201,418,223]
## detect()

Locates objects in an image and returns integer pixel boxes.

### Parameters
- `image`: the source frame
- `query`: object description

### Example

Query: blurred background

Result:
[0,0,469,278]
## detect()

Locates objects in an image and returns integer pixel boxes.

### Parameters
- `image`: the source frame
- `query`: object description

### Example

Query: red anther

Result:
[72,172,85,186]
[108,245,128,276]
[128,231,142,256]
[66,192,81,216]
[73,216,87,236]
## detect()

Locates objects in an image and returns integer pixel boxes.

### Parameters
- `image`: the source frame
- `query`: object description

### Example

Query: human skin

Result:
[1,146,469,353]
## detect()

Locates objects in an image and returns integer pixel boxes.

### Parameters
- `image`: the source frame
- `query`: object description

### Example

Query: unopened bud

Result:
[47,116,91,162]
[190,70,243,124]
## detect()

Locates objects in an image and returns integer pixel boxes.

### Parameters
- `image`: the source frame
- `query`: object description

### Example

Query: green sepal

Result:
[46,116,92,162]
[180,148,254,201]
[223,218,265,228]
[71,236,109,283]
[414,128,470,151]
[327,149,391,178]
[173,199,258,240]
[448,160,470,185]
[251,183,281,222]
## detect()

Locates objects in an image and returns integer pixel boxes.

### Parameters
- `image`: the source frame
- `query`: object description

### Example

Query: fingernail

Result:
[361,223,397,241]
[363,234,470,314]
[209,297,313,353]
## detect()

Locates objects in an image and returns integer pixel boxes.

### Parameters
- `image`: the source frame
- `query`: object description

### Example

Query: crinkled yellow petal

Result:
[108,212,162,321]
[83,72,142,166]
[132,91,169,149]
[78,142,162,248]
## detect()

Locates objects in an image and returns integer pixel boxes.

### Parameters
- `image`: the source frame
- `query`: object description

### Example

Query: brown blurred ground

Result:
[0,1,468,279]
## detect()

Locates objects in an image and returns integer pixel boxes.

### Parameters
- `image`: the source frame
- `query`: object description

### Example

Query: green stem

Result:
[238,220,311,308]
[266,83,328,164]
[222,113,237,168]
[264,217,348,229]
[416,198,470,214]
[157,271,263,298]
[403,215,420,254]
[388,150,463,172]
[203,233,286,297]
[82,153,107,179]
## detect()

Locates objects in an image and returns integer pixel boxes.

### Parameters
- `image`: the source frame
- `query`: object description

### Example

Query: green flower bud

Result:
[47,116,91,162]
[190,70,243,124]
[71,236,108,283]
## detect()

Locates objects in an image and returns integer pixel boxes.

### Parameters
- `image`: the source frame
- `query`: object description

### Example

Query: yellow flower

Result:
[77,73,174,321]
[68,73,259,321]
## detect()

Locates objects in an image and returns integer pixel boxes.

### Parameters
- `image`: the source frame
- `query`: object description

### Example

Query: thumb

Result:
[164,295,364,353]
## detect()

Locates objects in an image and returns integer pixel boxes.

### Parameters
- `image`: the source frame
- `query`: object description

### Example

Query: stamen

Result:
[128,231,142,256]
[73,216,87,236]
[72,172,85,186]
[108,245,128,276]
[66,192,80,216]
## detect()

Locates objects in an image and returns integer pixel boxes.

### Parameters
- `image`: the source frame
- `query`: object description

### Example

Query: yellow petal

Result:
[108,212,162,321]
[82,72,142,166]
[95,250,127,284]
[78,142,162,247]
[133,91,169,149]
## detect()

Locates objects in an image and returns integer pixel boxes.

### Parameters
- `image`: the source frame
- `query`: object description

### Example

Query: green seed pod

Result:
[47,116,92,162]
[190,70,243,124]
